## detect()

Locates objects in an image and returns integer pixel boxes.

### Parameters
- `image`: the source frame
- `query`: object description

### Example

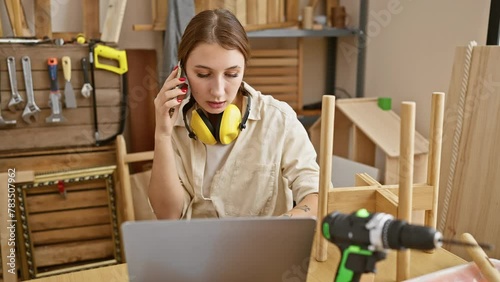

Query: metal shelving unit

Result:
[247,0,368,100]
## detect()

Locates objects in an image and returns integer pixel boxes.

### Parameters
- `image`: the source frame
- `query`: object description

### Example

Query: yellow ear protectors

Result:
[182,92,251,145]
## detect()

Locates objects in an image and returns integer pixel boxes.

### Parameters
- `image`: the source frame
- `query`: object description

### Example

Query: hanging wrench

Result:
[6,56,24,112]
[21,56,41,124]
[0,82,16,126]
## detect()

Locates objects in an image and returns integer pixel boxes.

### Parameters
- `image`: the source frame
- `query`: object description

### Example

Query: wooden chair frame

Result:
[315,92,445,281]
[116,134,154,223]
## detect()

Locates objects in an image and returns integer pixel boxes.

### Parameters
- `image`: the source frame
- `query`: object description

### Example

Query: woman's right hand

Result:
[154,66,188,137]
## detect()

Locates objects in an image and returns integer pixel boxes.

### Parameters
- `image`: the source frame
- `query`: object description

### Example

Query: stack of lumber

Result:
[197,0,299,31]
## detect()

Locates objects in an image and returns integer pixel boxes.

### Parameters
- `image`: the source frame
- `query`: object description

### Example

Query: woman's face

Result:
[185,43,245,114]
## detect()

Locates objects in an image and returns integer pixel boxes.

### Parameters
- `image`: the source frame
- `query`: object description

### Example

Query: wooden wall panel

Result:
[126,50,157,172]
[438,46,500,260]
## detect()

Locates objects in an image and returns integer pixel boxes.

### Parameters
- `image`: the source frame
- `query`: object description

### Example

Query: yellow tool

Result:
[89,43,128,145]
[75,33,86,44]
[93,44,128,75]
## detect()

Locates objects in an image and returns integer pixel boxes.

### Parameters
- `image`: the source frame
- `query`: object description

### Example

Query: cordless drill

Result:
[321,209,443,282]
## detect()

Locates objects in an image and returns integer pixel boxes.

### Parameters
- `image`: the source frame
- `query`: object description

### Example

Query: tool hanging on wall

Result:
[62,56,77,108]
[0,71,17,126]
[89,42,128,146]
[21,56,41,124]
[46,58,67,123]
[81,57,93,98]
[6,56,24,111]
[0,37,54,45]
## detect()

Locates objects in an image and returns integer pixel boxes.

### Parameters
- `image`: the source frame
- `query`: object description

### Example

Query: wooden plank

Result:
[126,50,157,167]
[247,58,298,67]
[0,70,120,91]
[0,106,120,129]
[224,0,246,26]
[0,124,121,151]
[261,93,297,103]
[327,184,434,214]
[0,11,3,37]
[243,76,297,85]
[152,0,168,30]
[4,0,30,37]
[279,0,285,22]
[29,207,111,231]
[253,85,297,93]
[244,67,297,76]
[244,43,301,112]
[101,0,128,43]
[375,189,398,216]
[1,89,120,110]
[439,46,500,260]
[34,239,114,268]
[0,144,113,158]
[194,0,206,14]
[384,155,428,185]
[296,38,303,110]
[83,0,101,39]
[333,109,352,158]
[250,49,298,57]
[246,0,257,24]
[256,0,267,25]
[352,125,376,166]
[385,156,399,185]
[336,98,429,156]
[267,0,280,24]
[0,150,116,173]
[414,153,428,184]
[244,21,296,32]
[31,224,112,245]
[35,0,52,38]
[27,189,109,213]
[355,173,381,186]
[286,0,299,22]
[25,179,106,195]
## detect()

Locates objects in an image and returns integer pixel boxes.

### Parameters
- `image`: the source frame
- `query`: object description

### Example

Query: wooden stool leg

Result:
[397,102,416,281]
[461,233,500,282]
[315,95,336,262]
[425,92,445,229]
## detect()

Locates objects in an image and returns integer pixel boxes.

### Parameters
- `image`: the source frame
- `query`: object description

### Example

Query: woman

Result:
[149,9,320,219]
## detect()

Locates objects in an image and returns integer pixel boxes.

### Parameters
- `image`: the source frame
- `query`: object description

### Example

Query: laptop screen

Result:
[122,217,316,282]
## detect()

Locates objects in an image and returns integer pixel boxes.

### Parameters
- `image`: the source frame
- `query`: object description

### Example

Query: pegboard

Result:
[0,44,124,153]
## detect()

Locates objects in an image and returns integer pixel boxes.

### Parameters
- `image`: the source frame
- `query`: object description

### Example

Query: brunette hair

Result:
[178,9,250,68]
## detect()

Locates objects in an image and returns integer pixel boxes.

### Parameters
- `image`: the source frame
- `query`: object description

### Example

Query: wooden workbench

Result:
[28,244,465,282]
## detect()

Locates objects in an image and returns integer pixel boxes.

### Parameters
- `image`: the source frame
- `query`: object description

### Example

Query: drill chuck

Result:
[322,209,443,252]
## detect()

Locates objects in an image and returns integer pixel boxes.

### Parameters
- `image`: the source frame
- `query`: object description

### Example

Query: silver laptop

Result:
[121,217,316,282]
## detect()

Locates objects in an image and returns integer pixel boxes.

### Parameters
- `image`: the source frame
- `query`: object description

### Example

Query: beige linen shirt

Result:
[172,82,320,218]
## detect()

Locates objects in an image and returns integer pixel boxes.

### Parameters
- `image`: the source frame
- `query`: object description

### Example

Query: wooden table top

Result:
[30,245,465,282]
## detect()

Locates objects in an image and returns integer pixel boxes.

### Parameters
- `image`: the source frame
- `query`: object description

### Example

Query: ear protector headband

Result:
[182,91,251,145]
